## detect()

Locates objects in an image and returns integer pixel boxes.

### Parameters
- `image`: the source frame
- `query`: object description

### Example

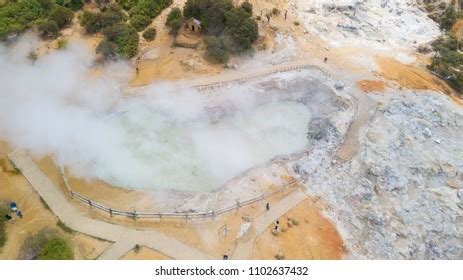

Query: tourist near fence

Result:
[61,167,299,219]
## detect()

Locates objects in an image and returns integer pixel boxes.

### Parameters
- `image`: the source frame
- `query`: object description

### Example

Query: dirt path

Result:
[231,189,307,259]
[8,149,213,260]
[335,92,377,162]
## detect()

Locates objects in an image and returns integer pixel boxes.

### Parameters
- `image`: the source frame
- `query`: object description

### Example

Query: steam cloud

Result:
[0,34,311,191]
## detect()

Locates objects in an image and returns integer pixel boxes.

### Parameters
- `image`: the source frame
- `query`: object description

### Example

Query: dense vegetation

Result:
[81,4,139,59]
[183,0,258,63]
[165,7,182,35]
[0,0,74,40]
[428,6,463,94]
[21,229,74,260]
[117,0,172,31]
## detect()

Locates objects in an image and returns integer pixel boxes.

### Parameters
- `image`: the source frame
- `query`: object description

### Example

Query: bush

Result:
[48,5,74,29]
[37,0,55,14]
[204,35,229,63]
[96,39,118,59]
[240,1,252,16]
[293,21,300,26]
[439,6,462,31]
[57,38,68,49]
[37,236,73,260]
[130,13,151,31]
[271,7,280,16]
[428,34,463,94]
[166,7,182,34]
[55,0,84,11]
[80,5,125,34]
[0,206,7,250]
[103,23,139,58]
[38,19,59,39]
[142,27,156,41]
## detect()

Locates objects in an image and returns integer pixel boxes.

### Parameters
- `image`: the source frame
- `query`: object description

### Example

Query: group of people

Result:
[4,201,23,223]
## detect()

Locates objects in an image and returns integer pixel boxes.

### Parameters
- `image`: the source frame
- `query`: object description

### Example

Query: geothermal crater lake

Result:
[94,99,311,192]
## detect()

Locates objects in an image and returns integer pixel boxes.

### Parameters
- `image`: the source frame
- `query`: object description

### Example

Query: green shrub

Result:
[240,1,252,16]
[37,0,55,14]
[293,21,300,26]
[142,27,156,41]
[204,35,229,64]
[224,7,258,52]
[55,0,84,11]
[96,39,118,59]
[38,19,59,38]
[56,220,74,234]
[439,6,463,31]
[271,7,280,16]
[57,38,68,49]
[166,7,182,34]
[130,13,151,31]
[37,236,73,260]
[48,5,73,29]
[256,15,261,21]
[80,5,125,34]
[428,33,463,94]
[103,23,139,58]
[182,0,258,55]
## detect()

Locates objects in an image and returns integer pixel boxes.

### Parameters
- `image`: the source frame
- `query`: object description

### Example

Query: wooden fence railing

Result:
[61,168,297,219]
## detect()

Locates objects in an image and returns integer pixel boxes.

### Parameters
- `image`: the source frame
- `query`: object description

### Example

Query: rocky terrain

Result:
[291,90,463,259]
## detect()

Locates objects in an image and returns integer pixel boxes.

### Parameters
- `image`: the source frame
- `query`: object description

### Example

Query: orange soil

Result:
[357,80,386,93]
[451,19,463,39]
[250,199,345,260]
[0,141,110,260]
[376,56,453,94]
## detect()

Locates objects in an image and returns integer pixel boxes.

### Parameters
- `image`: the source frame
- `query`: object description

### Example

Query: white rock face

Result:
[291,91,463,259]
[293,0,441,50]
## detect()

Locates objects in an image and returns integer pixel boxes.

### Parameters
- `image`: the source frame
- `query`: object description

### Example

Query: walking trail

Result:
[8,149,213,260]
[231,189,307,260]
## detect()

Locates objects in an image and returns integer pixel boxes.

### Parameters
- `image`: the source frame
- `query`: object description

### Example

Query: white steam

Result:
[0,35,311,192]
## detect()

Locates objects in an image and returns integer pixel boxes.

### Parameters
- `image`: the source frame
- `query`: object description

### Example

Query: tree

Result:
[48,5,74,29]
[142,27,156,41]
[130,13,151,31]
[183,0,233,35]
[224,7,258,52]
[96,39,118,59]
[0,0,46,40]
[166,7,182,34]
[204,35,229,63]
[38,20,59,38]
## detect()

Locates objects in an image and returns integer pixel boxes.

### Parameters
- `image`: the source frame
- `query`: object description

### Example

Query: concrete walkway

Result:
[8,149,213,260]
[231,189,307,259]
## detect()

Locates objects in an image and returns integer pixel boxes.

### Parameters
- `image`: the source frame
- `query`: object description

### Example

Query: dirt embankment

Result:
[376,56,454,94]
[250,199,345,260]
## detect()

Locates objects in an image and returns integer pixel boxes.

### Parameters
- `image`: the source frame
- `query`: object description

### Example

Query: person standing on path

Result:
[266,203,270,211]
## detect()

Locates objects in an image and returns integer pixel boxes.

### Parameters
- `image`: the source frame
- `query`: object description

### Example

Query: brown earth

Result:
[122,246,171,260]
[250,199,345,260]
[376,56,454,94]
[0,141,111,260]
[451,19,463,39]
[357,80,386,93]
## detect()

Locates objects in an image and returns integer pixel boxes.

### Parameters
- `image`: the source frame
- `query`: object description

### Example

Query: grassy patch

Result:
[57,220,74,234]
[39,197,51,211]
[20,229,74,260]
